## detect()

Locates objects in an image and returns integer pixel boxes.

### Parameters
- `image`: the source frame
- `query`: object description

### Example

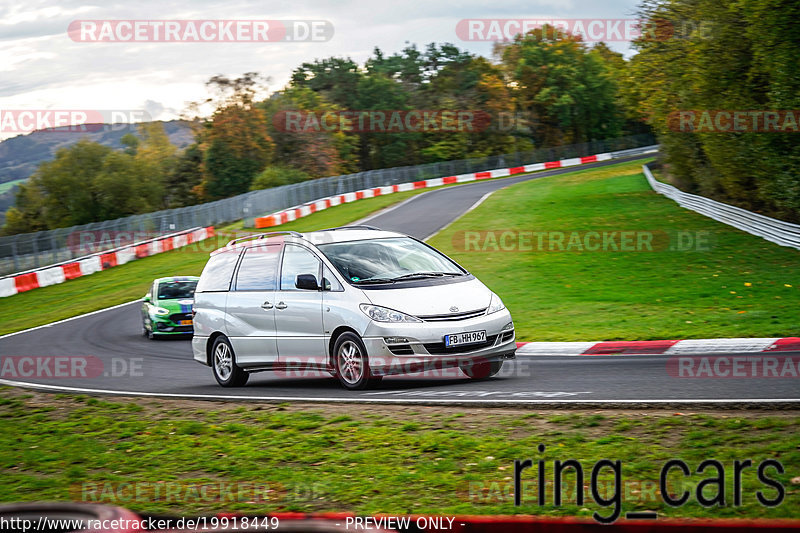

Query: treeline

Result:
[631,0,800,222]
[5,33,650,235]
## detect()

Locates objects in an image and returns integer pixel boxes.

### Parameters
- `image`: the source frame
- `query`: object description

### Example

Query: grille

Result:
[418,308,488,322]
[423,335,498,355]
[501,330,514,343]
[169,312,192,323]
[156,324,193,333]
[387,344,414,355]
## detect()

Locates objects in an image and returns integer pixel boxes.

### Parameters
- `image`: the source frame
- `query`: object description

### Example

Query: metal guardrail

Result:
[0,227,204,280]
[0,133,656,275]
[256,144,661,228]
[643,163,800,250]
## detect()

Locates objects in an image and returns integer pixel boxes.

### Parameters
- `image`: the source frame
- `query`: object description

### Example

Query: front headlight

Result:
[153,306,170,316]
[487,293,505,314]
[360,304,421,323]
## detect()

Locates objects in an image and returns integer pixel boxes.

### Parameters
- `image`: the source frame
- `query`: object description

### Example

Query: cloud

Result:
[0,0,639,141]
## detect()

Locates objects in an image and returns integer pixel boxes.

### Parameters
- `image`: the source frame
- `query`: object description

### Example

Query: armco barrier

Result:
[0,226,215,298]
[254,146,659,229]
[643,163,800,250]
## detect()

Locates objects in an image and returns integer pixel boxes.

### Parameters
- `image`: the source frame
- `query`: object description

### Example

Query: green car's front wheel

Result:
[143,320,156,340]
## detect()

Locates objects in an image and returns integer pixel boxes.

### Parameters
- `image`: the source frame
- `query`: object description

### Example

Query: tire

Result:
[211,336,249,387]
[333,332,374,390]
[460,359,503,380]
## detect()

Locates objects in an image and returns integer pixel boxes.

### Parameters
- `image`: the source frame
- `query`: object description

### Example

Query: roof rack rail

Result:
[319,225,382,232]
[226,231,302,247]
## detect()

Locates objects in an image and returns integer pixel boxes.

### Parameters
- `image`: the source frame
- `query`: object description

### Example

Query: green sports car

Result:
[141,276,200,339]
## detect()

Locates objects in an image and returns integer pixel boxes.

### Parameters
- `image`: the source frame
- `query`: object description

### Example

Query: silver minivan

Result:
[192,226,516,389]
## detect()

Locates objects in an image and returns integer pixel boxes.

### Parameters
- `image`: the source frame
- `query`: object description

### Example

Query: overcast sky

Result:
[1,0,641,140]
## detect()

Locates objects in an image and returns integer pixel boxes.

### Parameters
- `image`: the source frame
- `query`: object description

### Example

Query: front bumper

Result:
[361,309,516,376]
[192,336,208,365]
[150,316,194,334]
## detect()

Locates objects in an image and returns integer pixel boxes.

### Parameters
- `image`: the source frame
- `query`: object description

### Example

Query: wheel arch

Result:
[328,326,362,366]
[206,332,228,366]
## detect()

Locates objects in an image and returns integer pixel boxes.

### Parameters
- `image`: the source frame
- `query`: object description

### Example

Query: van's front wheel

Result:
[333,333,374,390]
[211,337,249,387]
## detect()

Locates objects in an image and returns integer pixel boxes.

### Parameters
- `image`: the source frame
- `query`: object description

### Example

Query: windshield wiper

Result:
[390,271,463,281]
[351,277,396,284]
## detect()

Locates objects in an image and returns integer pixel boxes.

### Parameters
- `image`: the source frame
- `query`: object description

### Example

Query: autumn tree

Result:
[195,73,274,199]
[498,26,623,146]
[632,0,800,220]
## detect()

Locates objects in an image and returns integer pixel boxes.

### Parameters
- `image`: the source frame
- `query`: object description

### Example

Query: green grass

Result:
[428,160,800,340]
[0,178,25,195]
[0,186,434,335]
[0,389,797,519]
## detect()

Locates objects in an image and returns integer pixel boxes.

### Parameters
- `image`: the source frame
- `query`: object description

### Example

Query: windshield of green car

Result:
[157,280,198,300]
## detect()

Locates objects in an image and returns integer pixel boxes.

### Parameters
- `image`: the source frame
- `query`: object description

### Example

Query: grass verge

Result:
[0,389,797,519]
[428,160,800,340]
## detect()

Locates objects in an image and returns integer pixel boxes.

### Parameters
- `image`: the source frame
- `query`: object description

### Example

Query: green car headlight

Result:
[153,306,170,316]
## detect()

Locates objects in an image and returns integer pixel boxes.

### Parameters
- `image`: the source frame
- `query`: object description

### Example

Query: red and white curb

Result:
[0,226,215,298]
[515,337,800,356]
[254,151,634,229]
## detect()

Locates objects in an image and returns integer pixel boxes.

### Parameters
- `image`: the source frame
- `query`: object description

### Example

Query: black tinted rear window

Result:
[196,249,241,292]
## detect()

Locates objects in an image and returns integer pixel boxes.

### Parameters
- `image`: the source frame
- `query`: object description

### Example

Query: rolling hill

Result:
[0,120,195,185]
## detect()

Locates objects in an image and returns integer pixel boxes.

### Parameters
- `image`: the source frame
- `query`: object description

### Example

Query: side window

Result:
[322,265,343,292]
[235,244,281,291]
[195,249,241,292]
[280,245,321,290]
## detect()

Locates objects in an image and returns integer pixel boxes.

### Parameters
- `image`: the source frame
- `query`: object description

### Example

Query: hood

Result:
[362,278,492,317]
[158,298,195,314]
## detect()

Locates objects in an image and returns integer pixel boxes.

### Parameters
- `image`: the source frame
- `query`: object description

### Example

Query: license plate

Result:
[179,320,192,326]
[444,330,486,347]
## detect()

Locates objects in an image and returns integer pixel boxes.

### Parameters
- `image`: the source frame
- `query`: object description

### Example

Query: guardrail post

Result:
[11,238,19,272]
[31,233,39,268]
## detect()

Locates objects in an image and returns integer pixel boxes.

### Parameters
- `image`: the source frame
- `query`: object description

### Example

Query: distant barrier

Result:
[255,145,659,228]
[643,164,800,250]
[0,226,214,298]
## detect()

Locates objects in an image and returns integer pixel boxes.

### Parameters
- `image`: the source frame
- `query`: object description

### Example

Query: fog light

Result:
[502,322,514,331]
[384,336,410,344]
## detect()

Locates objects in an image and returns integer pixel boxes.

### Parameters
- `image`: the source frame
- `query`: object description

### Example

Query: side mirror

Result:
[143,294,151,302]
[295,274,320,291]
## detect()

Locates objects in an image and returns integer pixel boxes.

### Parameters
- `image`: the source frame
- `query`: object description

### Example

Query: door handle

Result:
[275,301,288,310]
[261,301,273,310]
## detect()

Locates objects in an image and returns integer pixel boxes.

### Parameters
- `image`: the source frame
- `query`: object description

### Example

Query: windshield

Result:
[317,237,465,284]
[157,280,198,300]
